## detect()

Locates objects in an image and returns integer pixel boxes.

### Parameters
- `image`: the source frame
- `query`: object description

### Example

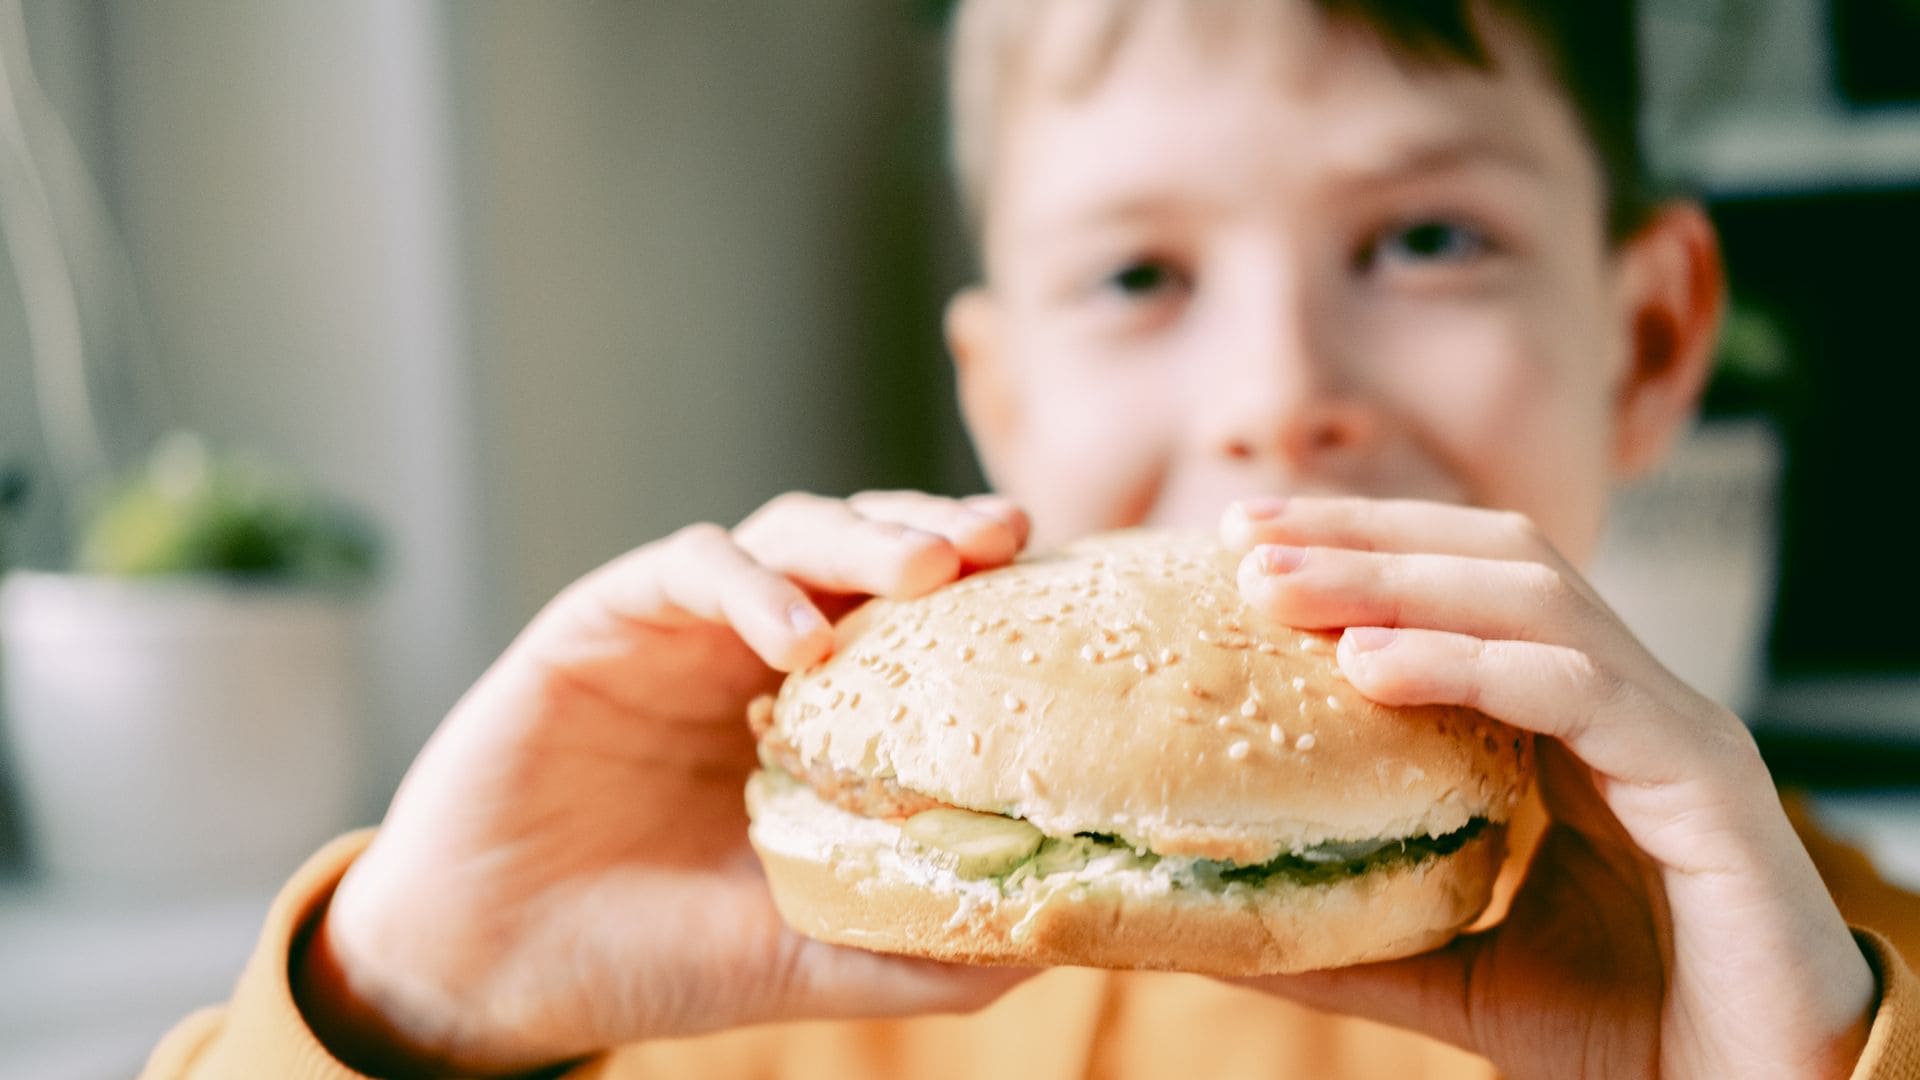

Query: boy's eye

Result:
[1105,259,1185,298]
[1366,220,1491,269]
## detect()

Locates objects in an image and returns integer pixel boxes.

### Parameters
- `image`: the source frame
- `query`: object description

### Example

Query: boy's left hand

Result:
[1221,496,1876,1080]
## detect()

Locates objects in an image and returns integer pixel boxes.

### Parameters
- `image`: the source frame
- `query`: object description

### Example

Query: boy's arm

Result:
[139,832,471,1079]
[1851,931,1919,1080]
[140,832,606,1079]
[1784,798,1920,1079]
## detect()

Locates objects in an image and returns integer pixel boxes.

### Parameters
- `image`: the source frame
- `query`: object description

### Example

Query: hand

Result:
[1220,496,1876,1080]
[295,491,1034,1076]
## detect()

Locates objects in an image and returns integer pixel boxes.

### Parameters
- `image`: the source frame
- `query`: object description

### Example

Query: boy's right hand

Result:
[293,491,1033,1077]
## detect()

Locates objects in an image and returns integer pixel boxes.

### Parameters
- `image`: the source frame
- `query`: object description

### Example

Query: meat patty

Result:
[749,696,948,821]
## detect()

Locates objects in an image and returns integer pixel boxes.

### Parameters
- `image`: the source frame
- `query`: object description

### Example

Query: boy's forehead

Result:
[986,0,1597,230]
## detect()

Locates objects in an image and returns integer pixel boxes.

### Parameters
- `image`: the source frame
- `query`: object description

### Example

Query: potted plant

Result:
[0,432,379,896]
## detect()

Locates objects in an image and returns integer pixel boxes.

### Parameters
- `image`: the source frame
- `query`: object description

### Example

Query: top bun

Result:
[768,529,1531,864]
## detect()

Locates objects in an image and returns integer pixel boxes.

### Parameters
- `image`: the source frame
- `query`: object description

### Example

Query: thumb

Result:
[1229,936,1480,1055]
[778,937,1036,1021]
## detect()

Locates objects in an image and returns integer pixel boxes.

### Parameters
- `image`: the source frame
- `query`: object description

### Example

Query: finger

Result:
[961,493,1034,553]
[779,937,1032,1023]
[1333,626,1758,793]
[847,489,1030,567]
[553,523,834,671]
[1222,496,1576,571]
[1231,938,1478,1062]
[734,492,963,599]
[1237,544,1603,649]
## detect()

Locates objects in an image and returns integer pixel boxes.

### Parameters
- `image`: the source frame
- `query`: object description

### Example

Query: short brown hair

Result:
[947,0,1650,241]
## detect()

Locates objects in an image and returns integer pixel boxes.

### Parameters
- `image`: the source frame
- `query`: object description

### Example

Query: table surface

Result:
[3,792,1918,1080]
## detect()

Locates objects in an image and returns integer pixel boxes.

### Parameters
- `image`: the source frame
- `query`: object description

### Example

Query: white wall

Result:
[36,1,955,805]
[443,3,939,635]
[97,1,484,807]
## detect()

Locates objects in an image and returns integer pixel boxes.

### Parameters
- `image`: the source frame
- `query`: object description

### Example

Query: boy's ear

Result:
[1610,201,1727,481]
[945,286,1020,470]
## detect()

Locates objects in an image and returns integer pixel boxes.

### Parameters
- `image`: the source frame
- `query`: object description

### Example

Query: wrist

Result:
[292,899,462,1078]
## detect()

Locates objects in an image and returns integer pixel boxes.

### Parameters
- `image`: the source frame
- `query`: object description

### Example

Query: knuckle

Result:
[670,521,731,554]
[1561,647,1622,710]
[1494,509,1544,552]
[1520,562,1576,612]
[737,491,824,544]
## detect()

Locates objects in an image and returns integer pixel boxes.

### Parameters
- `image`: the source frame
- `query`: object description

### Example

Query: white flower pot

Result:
[0,572,368,896]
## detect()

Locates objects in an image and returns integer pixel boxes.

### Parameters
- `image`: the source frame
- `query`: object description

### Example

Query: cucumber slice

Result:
[900,808,1044,879]
[1298,837,1396,864]
[1031,835,1103,876]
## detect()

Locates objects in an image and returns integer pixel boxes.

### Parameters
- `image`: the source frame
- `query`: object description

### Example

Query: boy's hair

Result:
[948,0,1649,241]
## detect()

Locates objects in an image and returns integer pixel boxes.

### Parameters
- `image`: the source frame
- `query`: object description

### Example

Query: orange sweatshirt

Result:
[144,796,1920,1079]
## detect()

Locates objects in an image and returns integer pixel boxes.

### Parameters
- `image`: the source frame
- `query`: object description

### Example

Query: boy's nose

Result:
[1199,351,1377,466]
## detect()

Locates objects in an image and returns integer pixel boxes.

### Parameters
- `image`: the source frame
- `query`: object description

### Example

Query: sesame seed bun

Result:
[747,528,1533,974]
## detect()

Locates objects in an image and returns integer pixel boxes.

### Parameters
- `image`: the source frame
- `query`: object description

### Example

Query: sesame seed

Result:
[1184,680,1211,699]
[889,669,910,688]
[1227,740,1251,761]
[942,713,958,726]
[820,677,834,690]
[1020,649,1039,665]
[1291,676,1308,692]
[1005,629,1024,644]
[1240,700,1259,718]
[848,692,861,708]
[1269,723,1285,743]
[1174,707,1195,724]
[830,690,845,707]
[969,620,986,634]
[1004,693,1026,713]
[1132,653,1152,674]
[1325,695,1341,710]
[1196,630,1214,644]
[1216,715,1233,729]
[890,705,908,723]
[1079,644,1098,662]
[1296,733,1317,750]
[1159,648,1180,665]
[957,645,975,662]
[968,732,982,755]
[1257,641,1279,655]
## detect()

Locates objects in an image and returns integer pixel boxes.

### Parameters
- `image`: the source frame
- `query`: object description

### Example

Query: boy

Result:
[146,1,1920,1077]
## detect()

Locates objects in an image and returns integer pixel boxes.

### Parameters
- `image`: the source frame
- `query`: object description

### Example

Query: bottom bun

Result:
[747,773,1507,976]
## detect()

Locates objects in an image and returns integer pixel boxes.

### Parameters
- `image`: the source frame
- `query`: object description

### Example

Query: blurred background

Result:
[0,1,1916,1076]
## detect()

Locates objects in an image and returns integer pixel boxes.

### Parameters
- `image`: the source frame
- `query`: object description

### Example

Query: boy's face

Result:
[948,2,1715,564]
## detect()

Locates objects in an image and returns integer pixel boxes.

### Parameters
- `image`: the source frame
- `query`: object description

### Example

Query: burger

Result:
[744,529,1532,976]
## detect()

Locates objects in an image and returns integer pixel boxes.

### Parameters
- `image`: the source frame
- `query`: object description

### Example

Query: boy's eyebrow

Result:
[1346,134,1549,186]
[1022,134,1548,239]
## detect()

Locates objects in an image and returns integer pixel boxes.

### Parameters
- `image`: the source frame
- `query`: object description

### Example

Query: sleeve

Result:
[137,832,611,1080]
[1851,930,1920,1080]
[1781,794,1920,1080]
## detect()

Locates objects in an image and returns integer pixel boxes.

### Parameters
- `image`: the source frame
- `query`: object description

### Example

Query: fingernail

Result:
[1345,627,1396,653]
[787,602,826,636]
[1240,496,1288,521]
[1255,544,1306,574]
